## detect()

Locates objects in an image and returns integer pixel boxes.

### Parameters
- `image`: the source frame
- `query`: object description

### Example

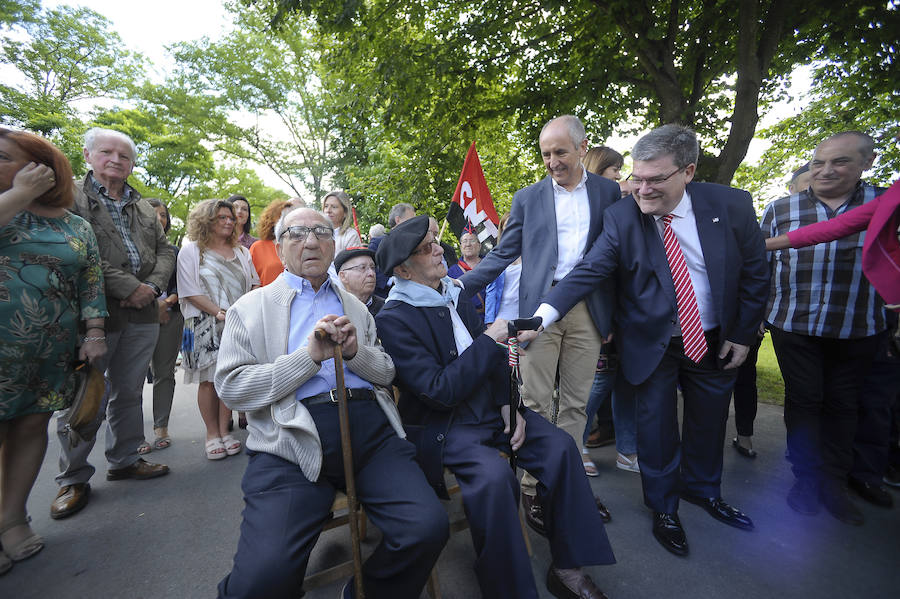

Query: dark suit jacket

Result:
[376,296,509,498]
[545,182,769,385]
[460,172,620,335]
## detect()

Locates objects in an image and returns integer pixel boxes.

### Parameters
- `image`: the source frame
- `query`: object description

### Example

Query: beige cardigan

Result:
[214,275,402,482]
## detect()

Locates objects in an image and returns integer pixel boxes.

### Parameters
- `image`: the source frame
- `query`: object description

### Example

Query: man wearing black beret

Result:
[335,247,384,316]
[375,215,615,599]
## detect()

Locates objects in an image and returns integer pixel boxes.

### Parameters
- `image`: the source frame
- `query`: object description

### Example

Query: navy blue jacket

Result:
[376,295,509,498]
[545,182,769,385]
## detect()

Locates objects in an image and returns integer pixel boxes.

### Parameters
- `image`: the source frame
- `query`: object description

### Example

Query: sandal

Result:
[222,434,242,456]
[616,452,640,473]
[205,437,227,460]
[0,516,44,562]
[581,449,599,477]
[137,441,152,455]
[153,427,171,450]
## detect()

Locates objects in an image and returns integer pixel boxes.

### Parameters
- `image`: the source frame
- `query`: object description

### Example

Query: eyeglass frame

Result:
[340,263,377,274]
[410,238,441,256]
[625,167,685,188]
[280,225,334,242]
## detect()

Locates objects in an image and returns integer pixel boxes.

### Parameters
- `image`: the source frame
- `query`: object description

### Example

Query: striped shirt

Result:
[90,173,141,275]
[760,182,886,338]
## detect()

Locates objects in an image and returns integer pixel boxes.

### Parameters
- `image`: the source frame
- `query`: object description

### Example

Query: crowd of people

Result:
[0,114,897,599]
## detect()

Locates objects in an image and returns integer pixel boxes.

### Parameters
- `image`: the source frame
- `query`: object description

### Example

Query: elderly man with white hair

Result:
[51,128,174,520]
[213,207,447,599]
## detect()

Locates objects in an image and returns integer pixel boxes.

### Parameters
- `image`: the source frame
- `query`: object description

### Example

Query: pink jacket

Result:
[787,180,900,305]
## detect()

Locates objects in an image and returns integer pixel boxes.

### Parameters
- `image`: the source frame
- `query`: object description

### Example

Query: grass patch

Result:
[756,334,784,406]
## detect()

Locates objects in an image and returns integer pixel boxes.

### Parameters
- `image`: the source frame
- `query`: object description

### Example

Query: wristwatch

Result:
[145,281,162,297]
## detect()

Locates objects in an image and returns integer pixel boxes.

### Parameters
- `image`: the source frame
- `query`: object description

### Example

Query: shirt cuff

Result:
[533,304,559,329]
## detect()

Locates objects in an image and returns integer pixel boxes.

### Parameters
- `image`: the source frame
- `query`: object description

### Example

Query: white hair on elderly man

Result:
[273,207,332,244]
[83,127,138,161]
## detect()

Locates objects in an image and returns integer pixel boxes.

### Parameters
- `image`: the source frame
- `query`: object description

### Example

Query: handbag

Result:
[64,363,106,448]
[181,312,222,371]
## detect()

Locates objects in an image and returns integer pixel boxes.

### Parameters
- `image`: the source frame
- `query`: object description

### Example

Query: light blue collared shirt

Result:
[281,271,373,402]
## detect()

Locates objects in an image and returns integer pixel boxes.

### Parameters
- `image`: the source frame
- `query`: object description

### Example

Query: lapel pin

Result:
[712,217,720,223]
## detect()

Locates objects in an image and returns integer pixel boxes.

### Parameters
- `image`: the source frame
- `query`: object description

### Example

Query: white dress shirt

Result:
[654,191,718,331]
[552,166,591,281]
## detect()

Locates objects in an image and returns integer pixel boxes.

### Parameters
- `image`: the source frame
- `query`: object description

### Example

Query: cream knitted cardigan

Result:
[214,275,403,482]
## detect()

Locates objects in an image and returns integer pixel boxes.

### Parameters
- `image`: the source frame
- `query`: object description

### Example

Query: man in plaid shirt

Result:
[761,131,886,525]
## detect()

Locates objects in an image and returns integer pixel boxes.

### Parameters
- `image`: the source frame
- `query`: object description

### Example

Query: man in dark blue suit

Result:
[375,216,614,599]
[528,125,769,556]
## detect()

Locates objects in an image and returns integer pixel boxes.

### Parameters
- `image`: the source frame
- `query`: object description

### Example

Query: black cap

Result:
[375,215,430,276]
[334,246,376,272]
[792,162,810,179]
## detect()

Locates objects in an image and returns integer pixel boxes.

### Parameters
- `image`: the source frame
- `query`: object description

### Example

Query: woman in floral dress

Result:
[0,129,107,575]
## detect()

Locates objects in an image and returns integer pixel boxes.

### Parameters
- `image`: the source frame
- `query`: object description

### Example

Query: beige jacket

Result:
[71,174,175,331]
[214,275,402,482]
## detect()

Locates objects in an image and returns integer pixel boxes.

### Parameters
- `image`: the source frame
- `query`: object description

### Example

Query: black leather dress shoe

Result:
[546,566,609,599]
[521,493,547,536]
[820,481,864,525]
[681,494,754,530]
[848,477,893,508]
[652,512,688,556]
[595,496,611,523]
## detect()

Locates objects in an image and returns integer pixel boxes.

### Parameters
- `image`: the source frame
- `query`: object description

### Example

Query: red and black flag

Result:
[447,141,499,252]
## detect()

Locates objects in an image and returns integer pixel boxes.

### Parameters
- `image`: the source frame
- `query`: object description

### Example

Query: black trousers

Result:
[732,335,763,437]
[851,332,900,484]
[770,328,880,483]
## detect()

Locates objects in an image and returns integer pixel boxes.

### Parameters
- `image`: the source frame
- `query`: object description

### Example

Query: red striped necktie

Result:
[661,214,708,363]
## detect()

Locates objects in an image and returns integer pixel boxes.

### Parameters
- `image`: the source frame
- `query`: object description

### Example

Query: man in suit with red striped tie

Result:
[524,124,770,556]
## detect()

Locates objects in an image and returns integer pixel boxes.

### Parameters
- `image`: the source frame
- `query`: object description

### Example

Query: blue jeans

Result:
[583,370,638,456]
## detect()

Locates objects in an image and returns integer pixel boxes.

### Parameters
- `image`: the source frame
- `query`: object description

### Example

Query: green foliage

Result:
[0,0,38,27]
[0,5,144,171]
[740,3,900,206]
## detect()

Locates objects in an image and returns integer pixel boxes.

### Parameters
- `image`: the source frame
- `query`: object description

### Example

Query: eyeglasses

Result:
[410,239,440,256]
[281,225,334,242]
[341,264,377,274]
[217,215,236,222]
[626,168,684,188]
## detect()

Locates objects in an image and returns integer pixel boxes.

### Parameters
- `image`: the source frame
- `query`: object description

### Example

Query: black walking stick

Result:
[314,328,365,599]
[505,317,542,472]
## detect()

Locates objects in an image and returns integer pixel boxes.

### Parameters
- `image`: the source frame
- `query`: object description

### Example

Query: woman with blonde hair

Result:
[322,190,361,254]
[177,199,259,460]
[249,199,299,286]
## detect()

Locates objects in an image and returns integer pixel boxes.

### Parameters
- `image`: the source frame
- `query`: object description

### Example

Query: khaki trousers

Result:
[519,300,602,495]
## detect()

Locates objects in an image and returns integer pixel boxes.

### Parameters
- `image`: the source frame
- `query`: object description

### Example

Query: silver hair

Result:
[540,115,586,148]
[819,131,876,160]
[388,203,415,228]
[83,127,138,161]
[632,124,699,169]
[274,207,330,245]
[368,223,386,238]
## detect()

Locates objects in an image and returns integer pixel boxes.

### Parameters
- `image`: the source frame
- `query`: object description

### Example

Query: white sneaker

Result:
[616,452,640,473]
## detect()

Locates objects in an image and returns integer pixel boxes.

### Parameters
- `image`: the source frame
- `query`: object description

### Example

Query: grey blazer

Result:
[460,171,620,335]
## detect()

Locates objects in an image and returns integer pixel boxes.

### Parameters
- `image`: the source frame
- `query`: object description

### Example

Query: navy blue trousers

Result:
[218,400,448,599]
[631,334,737,513]
[441,408,615,599]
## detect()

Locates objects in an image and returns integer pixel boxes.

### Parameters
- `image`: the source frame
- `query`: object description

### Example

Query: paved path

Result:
[4,379,899,598]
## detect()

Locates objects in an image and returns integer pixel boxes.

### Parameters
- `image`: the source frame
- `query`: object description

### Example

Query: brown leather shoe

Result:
[50,483,90,520]
[107,458,170,481]
[595,496,612,523]
[547,566,609,599]
[584,426,615,449]
[521,492,547,536]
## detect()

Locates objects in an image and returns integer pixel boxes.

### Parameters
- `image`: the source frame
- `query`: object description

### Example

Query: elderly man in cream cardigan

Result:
[214,208,448,599]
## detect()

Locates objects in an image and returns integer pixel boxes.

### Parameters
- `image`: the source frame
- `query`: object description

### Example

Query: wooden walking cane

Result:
[314,328,365,599]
